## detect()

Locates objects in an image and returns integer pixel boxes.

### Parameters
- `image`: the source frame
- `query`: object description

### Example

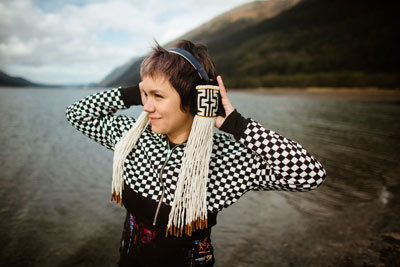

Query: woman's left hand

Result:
[215,76,235,128]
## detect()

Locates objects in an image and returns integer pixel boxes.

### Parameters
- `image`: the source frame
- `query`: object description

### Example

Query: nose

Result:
[143,98,155,113]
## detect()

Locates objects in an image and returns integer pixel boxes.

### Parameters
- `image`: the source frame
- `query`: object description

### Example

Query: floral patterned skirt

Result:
[118,211,215,267]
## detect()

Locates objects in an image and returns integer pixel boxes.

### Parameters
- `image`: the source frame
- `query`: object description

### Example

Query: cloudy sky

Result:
[0,0,253,85]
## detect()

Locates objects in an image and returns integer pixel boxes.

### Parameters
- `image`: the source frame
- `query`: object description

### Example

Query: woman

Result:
[66,40,326,266]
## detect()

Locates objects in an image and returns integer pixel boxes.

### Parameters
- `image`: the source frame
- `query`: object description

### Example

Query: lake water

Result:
[1,87,399,266]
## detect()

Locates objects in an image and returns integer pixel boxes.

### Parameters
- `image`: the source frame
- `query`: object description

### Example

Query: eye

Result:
[154,94,163,99]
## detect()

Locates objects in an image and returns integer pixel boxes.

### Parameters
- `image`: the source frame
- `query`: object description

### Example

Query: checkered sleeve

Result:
[240,119,326,191]
[65,88,135,150]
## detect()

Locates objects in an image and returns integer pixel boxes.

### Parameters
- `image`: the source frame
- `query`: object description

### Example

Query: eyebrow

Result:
[143,88,164,95]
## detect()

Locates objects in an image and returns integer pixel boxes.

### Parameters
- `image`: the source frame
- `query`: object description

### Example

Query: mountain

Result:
[100,0,400,88]
[207,0,400,87]
[165,0,301,46]
[0,70,96,88]
[99,0,300,87]
[98,56,145,87]
[0,70,39,87]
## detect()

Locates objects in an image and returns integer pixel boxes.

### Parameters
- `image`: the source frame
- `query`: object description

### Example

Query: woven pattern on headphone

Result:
[196,85,219,117]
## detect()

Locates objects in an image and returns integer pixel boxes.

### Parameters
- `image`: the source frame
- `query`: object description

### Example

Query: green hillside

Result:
[102,0,400,88]
[100,0,299,87]
[166,0,301,46]
[208,0,400,88]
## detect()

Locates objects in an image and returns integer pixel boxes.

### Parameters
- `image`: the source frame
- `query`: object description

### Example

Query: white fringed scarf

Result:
[111,111,149,205]
[111,85,219,237]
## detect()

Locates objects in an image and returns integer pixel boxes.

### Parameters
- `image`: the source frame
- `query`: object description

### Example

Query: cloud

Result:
[0,0,252,84]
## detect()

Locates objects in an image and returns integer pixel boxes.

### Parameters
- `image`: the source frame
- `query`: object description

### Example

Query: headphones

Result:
[168,48,225,117]
[168,48,210,81]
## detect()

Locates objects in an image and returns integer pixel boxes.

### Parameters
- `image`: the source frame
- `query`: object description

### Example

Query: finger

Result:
[217,76,228,99]
[216,76,235,118]
[217,76,232,107]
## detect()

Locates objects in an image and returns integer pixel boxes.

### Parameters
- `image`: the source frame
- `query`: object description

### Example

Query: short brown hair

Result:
[140,40,217,113]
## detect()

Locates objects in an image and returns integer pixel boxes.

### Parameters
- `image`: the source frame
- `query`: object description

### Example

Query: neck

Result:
[167,117,193,144]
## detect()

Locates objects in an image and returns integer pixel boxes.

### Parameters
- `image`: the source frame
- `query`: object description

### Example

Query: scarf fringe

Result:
[166,115,215,237]
[111,111,149,206]
[166,219,209,237]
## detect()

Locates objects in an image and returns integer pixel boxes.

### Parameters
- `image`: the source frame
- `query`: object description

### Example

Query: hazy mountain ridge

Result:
[98,56,145,87]
[0,70,39,87]
[101,0,300,87]
[102,0,400,88]
[0,70,95,88]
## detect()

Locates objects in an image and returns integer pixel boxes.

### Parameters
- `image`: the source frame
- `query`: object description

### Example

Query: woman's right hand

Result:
[215,76,235,128]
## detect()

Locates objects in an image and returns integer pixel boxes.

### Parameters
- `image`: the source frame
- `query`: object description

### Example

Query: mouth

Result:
[149,117,160,123]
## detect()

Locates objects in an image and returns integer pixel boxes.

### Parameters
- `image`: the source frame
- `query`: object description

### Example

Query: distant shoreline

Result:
[231,87,400,101]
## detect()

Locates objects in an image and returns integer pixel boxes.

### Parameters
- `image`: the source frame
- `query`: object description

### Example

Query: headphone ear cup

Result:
[193,79,225,117]
[189,89,198,116]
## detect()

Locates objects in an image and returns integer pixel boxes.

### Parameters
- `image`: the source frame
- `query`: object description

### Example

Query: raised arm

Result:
[216,76,326,192]
[65,85,142,150]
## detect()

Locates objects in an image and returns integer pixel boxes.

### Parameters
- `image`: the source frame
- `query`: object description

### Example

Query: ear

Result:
[183,105,195,117]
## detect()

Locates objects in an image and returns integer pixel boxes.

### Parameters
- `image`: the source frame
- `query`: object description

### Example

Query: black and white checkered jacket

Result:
[66,86,326,222]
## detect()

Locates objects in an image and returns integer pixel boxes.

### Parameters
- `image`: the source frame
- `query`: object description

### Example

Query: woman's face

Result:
[141,75,194,144]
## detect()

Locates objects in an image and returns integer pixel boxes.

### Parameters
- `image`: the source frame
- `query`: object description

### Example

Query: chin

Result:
[150,125,164,135]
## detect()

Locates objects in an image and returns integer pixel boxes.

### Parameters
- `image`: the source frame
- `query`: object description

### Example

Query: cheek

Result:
[167,106,187,124]
[166,99,183,115]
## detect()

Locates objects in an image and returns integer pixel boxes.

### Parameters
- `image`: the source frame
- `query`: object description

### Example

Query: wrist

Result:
[120,84,142,107]
[219,109,250,140]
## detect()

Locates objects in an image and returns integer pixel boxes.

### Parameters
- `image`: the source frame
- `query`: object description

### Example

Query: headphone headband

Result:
[168,48,210,81]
